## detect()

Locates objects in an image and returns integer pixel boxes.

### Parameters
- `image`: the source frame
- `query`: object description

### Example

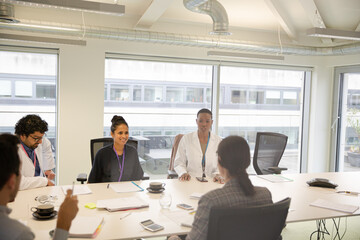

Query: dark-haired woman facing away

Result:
[88,116,144,183]
[186,136,272,240]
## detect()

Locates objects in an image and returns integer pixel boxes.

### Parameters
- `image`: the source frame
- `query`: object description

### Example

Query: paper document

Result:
[190,192,203,199]
[61,185,92,195]
[69,216,104,238]
[257,174,293,183]
[162,210,195,228]
[110,182,144,193]
[96,196,149,212]
[310,199,359,214]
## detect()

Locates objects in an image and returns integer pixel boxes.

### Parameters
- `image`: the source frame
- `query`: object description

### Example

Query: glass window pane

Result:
[338,72,360,172]
[0,80,11,97]
[219,66,304,174]
[166,87,183,102]
[283,91,297,105]
[104,85,107,100]
[145,86,163,102]
[36,82,55,99]
[186,88,203,103]
[0,50,57,175]
[110,85,129,101]
[15,81,32,98]
[104,59,212,179]
[265,90,280,104]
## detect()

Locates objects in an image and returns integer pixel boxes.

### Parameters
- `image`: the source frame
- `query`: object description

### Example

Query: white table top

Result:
[8,171,360,240]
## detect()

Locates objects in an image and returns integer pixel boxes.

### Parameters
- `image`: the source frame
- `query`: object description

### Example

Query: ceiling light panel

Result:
[2,0,125,16]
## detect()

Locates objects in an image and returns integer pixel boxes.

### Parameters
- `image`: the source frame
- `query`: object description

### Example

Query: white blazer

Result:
[174,131,222,178]
[18,137,55,190]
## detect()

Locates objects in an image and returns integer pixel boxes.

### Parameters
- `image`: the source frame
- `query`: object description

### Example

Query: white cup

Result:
[159,192,172,209]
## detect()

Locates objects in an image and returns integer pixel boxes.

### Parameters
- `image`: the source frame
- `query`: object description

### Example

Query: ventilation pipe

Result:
[183,0,230,35]
[0,3,19,23]
[1,20,360,56]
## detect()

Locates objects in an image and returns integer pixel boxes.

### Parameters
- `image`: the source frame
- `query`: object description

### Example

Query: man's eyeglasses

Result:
[29,135,43,142]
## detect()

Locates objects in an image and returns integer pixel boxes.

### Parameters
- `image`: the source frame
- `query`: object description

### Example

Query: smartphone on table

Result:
[140,219,164,232]
[177,203,194,210]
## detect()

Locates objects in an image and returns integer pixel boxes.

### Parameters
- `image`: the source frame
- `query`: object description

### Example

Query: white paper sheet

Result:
[61,185,92,195]
[109,182,143,193]
[96,197,148,212]
[162,210,195,228]
[310,199,359,213]
[257,174,293,183]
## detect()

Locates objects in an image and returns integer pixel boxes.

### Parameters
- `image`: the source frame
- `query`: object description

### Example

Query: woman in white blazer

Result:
[174,109,223,182]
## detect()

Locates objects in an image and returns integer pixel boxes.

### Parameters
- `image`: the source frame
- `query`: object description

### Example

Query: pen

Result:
[131,181,144,191]
[337,191,359,195]
[71,181,75,196]
[107,184,110,189]
[119,212,132,220]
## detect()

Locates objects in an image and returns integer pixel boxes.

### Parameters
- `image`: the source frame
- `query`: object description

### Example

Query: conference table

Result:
[8,171,360,240]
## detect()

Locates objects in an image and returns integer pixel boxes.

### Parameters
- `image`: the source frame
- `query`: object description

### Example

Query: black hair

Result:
[110,115,128,133]
[197,108,212,119]
[0,134,20,189]
[14,114,48,137]
[217,136,255,196]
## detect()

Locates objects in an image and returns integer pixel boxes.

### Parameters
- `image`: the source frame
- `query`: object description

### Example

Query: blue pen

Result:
[131,181,144,191]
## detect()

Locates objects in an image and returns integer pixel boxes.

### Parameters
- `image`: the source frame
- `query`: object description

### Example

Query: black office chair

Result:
[167,134,183,179]
[253,132,288,175]
[77,137,149,183]
[207,197,291,240]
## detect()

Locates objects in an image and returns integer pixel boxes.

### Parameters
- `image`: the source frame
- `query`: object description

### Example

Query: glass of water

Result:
[159,192,172,209]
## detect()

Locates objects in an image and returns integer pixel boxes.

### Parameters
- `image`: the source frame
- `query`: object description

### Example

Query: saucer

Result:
[146,187,165,193]
[32,210,57,220]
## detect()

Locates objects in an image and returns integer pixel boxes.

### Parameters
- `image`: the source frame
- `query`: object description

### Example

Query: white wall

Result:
[1,37,360,184]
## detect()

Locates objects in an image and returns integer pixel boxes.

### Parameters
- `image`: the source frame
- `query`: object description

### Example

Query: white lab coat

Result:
[174,131,222,178]
[18,137,55,190]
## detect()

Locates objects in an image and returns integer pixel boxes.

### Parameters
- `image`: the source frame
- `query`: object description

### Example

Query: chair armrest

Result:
[76,173,87,184]
[167,169,178,179]
[267,167,288,174]
[142,172,150,180]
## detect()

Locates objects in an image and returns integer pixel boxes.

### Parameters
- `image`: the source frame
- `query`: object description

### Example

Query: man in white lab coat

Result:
[15,114,56,190]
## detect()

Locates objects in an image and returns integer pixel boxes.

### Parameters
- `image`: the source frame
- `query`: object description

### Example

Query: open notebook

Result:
[50,216,104,238]
[96,196,149,212]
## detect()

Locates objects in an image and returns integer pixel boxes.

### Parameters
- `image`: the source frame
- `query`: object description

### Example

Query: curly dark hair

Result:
[14,114,48,136]
[110,115,128,133]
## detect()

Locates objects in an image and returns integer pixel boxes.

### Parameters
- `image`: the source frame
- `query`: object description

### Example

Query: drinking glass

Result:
[159,192,172,209]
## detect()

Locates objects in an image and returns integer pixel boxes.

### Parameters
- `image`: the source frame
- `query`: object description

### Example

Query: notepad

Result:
[162,210,195,228]
[190,192,203,199]
[96,196,149,212]
[61,185,92,195]
[68,216,104,238]
[109,182,144,193]
[257,174,293,183]
[310,199,359,214]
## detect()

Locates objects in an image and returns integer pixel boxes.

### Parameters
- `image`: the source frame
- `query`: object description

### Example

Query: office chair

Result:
[207,197,291,240]
[167,134,183,179]
[77,137,149,183]
[253,132,288,175]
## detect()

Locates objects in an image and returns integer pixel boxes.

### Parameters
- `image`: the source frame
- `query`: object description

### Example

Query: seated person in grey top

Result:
[0,133,79,240]
[185,136,273,240]
[88,115,144,183]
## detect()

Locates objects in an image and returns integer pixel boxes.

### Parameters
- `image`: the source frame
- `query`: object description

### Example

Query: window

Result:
[110,85,129,101]
[0,49,57,172]
[219,66,306,174]
[334,68,360,172]
[36,82,55,99]
[104,58,212,179]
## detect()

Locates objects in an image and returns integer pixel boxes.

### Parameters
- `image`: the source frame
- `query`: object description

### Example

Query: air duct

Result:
[0,3,19,23]
[183,0,230,35]
[1,20,360,56]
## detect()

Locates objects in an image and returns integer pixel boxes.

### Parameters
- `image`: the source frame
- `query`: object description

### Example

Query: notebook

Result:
[310,199,359,214]
[63,216,104,238]
[96,196,149,212]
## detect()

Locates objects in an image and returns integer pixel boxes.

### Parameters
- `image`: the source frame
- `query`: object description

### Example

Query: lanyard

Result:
[113,145,125,182]
[201,133,210,176]
[21,144,37,169]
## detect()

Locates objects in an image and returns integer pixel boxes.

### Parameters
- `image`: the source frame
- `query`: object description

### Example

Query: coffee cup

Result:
[149,182,166,190]
[31,204,54,216]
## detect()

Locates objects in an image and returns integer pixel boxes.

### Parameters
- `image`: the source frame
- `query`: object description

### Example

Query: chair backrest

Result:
[169,134,184,171]
[90,137,138,166]
[253,132,288,175]
[207,197,291,240]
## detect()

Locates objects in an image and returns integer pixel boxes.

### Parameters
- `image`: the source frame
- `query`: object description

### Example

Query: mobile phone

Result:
[140,219,164,232]
[196,177,208,182]
[177,203,194,210]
